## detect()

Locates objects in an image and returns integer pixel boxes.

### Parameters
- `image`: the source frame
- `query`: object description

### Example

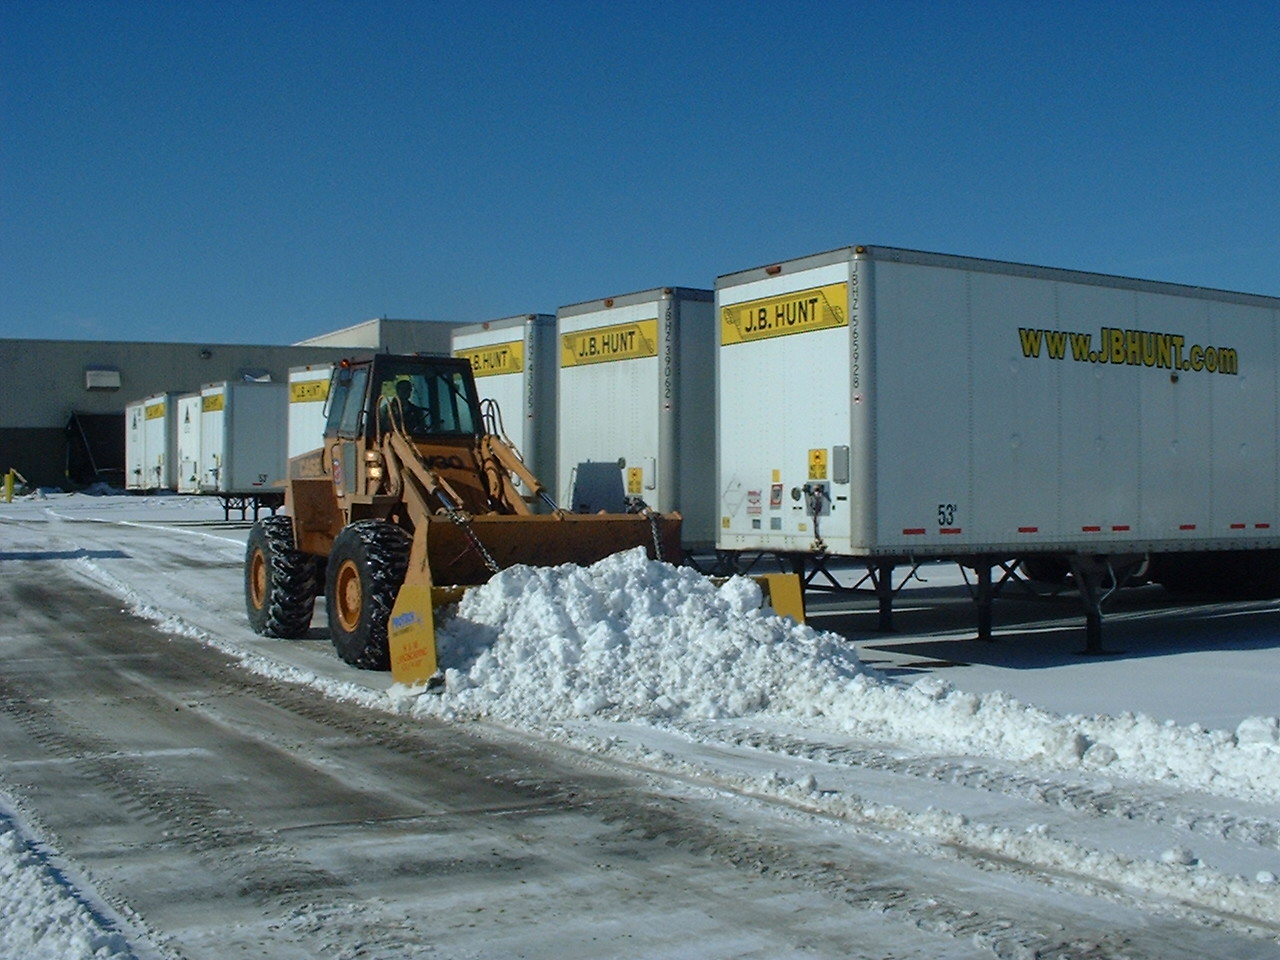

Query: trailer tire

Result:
[245,515,319,638]
[325,520,411,670]
[1019,556,1071,584]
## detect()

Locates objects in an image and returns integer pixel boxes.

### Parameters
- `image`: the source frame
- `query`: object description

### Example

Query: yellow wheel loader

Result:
[245,353,684,686]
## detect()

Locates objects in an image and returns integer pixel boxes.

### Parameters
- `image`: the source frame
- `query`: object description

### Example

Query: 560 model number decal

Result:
[721,283,848,345]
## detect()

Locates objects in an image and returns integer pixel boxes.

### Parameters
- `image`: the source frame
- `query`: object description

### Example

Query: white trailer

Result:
[452,314,556,504]
[288,363,335,460]
[557,287,716,550]
[139,392,181,491]
[176,392,203,494]
[198,380,288,517]
[716,245,1280,647]
[124,399,148,491]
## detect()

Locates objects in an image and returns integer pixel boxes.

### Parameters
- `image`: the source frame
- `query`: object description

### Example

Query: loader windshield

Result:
[374,360,481,437]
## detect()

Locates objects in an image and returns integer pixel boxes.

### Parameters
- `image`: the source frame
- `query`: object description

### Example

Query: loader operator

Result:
[389,378,430,435]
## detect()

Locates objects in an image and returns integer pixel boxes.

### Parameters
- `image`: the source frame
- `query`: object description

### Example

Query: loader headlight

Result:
[367,465,383,480]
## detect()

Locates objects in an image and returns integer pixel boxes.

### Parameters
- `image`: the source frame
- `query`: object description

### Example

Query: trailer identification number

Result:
[561,319,659,367]
[456,340,525,377]
[721,283,848,345]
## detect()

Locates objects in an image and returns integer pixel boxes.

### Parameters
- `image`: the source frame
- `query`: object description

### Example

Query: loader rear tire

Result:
[245,516,319,638]
[325,520,411,670]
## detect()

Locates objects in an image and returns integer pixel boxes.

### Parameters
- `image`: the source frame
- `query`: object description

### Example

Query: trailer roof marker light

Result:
[765,264,782,275]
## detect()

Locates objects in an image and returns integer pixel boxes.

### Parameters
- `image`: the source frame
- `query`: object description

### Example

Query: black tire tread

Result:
[245,515,319,639]
[325,520,411,670]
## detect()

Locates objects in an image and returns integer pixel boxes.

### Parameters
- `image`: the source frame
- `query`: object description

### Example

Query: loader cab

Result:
[324,355,483,442]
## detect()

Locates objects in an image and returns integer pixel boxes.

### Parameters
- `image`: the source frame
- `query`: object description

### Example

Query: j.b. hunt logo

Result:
[1018,327,1239,375]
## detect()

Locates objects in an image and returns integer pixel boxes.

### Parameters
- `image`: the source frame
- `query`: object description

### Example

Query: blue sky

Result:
[3,1,1278,345]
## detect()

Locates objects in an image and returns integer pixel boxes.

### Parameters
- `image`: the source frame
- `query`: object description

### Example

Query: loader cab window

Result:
[375,363,481,437]
[426,369,481,434]
[325,364,370,438]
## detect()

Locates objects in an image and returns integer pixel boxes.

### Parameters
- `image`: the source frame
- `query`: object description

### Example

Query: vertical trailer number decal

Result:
[721,283,848,344]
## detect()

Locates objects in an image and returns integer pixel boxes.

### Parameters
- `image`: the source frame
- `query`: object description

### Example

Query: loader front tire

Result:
[245,515,319,638]
[325,520,411,670]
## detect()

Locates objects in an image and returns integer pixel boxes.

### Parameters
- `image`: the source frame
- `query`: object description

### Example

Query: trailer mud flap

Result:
[757,572,806,623]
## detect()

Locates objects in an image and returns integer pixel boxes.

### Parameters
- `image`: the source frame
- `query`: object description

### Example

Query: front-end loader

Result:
[245,353,684,686]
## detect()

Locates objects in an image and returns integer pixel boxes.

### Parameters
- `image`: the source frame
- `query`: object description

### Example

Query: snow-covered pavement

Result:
[2,492,1278,958]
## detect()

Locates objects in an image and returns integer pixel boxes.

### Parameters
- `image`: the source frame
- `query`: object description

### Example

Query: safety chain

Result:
[648,510,665,562]
[446,507,502,574]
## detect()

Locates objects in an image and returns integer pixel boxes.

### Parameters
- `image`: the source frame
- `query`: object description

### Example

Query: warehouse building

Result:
[0,318,455,490]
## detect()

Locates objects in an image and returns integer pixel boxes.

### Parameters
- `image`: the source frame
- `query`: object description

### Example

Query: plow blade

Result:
[421,511,682,587]
[387,583,440,683]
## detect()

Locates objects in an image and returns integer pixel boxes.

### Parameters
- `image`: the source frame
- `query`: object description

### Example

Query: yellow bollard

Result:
[3,469,13,503]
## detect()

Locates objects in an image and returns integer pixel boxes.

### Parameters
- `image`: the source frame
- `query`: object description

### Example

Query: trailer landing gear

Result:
[1068,555,1145,656]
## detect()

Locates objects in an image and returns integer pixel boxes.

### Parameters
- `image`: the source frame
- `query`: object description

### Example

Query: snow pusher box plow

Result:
[244,354,800,686]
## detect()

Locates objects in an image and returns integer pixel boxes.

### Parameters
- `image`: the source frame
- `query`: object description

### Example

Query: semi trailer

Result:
[716,245,1280,649]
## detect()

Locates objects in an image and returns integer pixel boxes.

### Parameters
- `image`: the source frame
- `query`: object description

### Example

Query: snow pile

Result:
[417,549,1280,802]
[432,548,867,722]
[0,813,134,960]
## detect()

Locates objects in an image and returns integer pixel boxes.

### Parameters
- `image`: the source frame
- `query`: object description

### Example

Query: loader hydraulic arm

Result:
[479,434,562,515]
[380,428,503,688]
[383,430,468,517]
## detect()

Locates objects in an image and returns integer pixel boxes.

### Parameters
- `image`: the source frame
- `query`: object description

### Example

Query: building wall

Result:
[1,427,67,489]
[1,321,461,490]
[0,340,334,488]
